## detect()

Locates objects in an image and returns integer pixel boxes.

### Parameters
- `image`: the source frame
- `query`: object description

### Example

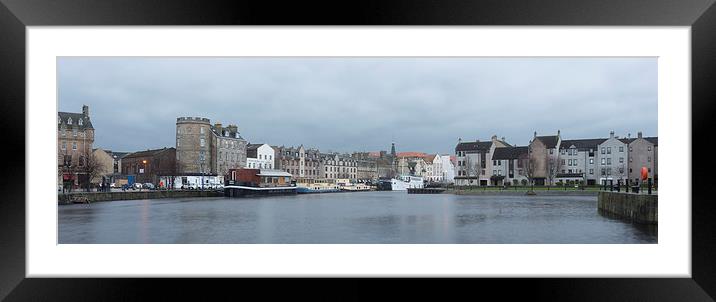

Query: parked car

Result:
[132,183,143,190]
[143,183,155,190]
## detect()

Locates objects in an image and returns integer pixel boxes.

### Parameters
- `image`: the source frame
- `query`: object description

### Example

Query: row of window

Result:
[60,141,78,150]
[58,117,84,126]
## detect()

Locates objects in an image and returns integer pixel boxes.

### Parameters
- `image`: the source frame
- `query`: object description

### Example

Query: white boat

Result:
[386,175,424,191]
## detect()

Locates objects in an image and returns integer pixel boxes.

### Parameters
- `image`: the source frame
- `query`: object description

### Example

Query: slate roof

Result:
[534,136,559,148]
[619,137,658,146]
[123,147,175,159]
[210,124,243,140]
[58,112,93,130]
[247,143,266,150]
[560,138,607,151]
[455,141,493,152]
[492,146,528,160]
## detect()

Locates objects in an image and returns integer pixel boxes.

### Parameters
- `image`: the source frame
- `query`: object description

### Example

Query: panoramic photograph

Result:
[57,57,658,244]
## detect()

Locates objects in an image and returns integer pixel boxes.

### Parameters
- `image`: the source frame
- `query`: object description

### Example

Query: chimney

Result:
[610,131,615,138]
[557,129,560,136]
[458,137,462,143]
[491,135,497,141]
[534,131,537,138]
[501,136,505,141]
[215,123,223,134]
[628,133,631,139]
[82,105,89,117]
[638,131,643,138]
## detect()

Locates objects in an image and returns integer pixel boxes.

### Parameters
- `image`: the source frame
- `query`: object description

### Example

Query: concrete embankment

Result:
[597,192,657,224]
[447,189,599,196]
[58,190,224,205]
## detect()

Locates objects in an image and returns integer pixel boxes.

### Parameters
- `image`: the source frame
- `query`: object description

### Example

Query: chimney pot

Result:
[638,132,643,138]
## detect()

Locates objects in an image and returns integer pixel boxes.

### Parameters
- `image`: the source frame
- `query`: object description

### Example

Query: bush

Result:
[521,179,528,186]
[512,179,519,186]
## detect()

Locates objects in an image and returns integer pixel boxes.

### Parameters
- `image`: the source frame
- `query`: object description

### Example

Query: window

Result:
[648,168,651,172]
[67,117,72,125]
[568,169,572,173]
[61,142,66,150]
[562,169,565,173]
[619,146,623,152]
[630,147,633,152]
[589,158,594,164]
[200,138,205,147]
[619,168,624,173]
[589,169,594,175]
[630,158,633,162]
[648,146,652,151]
[73,129,77,137]
[607,168,612,175]
[607,158,611,165]
[607,147,611,154]
[601,168,605,175]
[78,119,83,126]
[567,159,572,165]
[601,158,605,165]
[648,156,651,162]
[619,157,623,163]
[72,142,77,150]
[550,149,553,154]
[200,127,205,134]
[601,147,605,154]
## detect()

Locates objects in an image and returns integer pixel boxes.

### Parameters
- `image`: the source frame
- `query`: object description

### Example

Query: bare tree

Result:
[81,149,107,192]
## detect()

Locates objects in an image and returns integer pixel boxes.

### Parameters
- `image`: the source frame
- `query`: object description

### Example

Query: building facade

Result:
[528,131,561,186]
[558,138,605,185]
[273,145,322,183]
[455,135,510,186]
[246,143,275,170]
[320,153,358,181]
[58,105,95,189]
[492,146,529,186]
[175,117,247,178]
[624,132,658,185]
[595,131,629,186]
[121,147,177,184]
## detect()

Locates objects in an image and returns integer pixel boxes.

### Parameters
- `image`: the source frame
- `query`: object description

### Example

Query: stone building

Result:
[58,105,95,189]
[455,135,510,186]
[210,122,247,177]
[595,131,629,186]
[528,131,561,186]
[175,117,247,178]
[273,145,322,183]
[622,132,658,185]
[439,155,456,184]
[352,152,379,182]
[320,153,358,181]
[121,147,177,184]
[90,148,115,184]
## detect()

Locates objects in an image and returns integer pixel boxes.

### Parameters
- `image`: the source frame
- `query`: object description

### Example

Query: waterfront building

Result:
[454,135,510,186]
[528,131,562,186]
[320,152,358,181]
[121,147,177,185]
[246,143,275,170]
[491,146,529,186]
[439,155,456,184]
[175,117,247,179]
[622,132,658,185]
[396,152,427,177]
[558,138,605,185]
[353,152,379,182]
[58,105,95,190]
[595,131,629,186]
[422,154,443,183]
[210,122,247,178]
[90,148,115,185]
[273,145,322,183]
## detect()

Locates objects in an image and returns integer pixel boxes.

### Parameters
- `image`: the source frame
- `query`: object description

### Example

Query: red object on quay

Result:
[641,167,648,180]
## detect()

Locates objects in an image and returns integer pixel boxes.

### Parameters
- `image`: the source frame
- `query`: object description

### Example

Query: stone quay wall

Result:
[597,191,658,224]
[58,190,223,204]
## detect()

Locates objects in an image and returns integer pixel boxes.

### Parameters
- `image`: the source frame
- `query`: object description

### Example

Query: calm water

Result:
[58,191,657,244]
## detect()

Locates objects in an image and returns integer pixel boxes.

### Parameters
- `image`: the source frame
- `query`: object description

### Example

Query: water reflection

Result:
[58,192,657,244]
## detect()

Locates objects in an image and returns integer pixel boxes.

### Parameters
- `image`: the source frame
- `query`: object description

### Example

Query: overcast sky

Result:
[58,57,657,155]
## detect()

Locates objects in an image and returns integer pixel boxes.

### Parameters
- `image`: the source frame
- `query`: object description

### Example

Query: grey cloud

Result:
[58,57,657,154]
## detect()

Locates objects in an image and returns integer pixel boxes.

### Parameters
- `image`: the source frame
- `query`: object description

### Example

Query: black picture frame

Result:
[1,0,714,300]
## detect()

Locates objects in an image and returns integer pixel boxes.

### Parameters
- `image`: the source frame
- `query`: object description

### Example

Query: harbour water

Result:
[58,191,657,244]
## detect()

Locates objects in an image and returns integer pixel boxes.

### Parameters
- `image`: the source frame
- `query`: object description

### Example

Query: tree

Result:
[81,148,107,192]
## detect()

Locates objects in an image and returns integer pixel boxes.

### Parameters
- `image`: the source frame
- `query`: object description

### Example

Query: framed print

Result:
[2,0,716,300]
